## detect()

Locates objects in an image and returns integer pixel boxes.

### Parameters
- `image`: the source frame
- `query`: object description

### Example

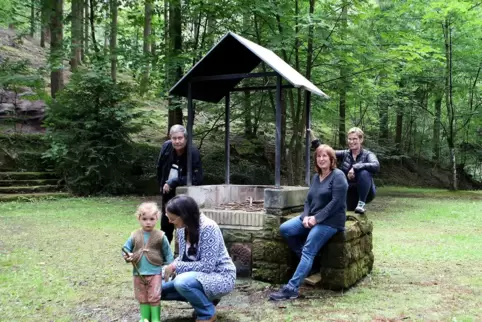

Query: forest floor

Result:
[1,188,481,321]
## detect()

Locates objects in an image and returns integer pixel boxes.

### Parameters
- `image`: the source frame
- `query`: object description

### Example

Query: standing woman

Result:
[162,195,236,322]
[269,144,348,301]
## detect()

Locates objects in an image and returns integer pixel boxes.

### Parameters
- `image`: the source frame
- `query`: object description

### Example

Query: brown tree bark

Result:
[71,0,82,71]
[167,0,183,129]
[89,0,99,54]
[82,0,89,61]
[140,0,153,94]
[30,0,35,37]
[49,0,64,98]
[110,0,118,82]
[40,0,50,48]
[338,0,348,147]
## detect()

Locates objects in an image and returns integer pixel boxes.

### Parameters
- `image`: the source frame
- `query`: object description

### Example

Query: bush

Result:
[43,70,143,195]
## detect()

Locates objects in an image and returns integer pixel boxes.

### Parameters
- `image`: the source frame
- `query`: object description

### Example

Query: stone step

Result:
[0,185,61,194]
[0,172,58,180]
[0,179,60,187]
[0,192,71,202]
[304,273,322,286]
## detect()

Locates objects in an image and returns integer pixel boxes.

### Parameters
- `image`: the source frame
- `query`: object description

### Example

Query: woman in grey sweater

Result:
[269,144,348,301]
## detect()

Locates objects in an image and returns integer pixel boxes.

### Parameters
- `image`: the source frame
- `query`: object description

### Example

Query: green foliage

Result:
[0,134,51,171]
[0,58,46,96]
[43,70,144,195]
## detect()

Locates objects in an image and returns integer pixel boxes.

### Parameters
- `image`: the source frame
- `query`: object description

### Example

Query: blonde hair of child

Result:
[135,202,160,220]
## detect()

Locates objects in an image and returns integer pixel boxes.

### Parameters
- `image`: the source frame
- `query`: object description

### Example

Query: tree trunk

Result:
[295,0,316,185]
[40,0,50,48]
[244,90,252,137]
[82,0,89,61]
[140,0,153,94]
[49,0,64,98]
[89,0,99,54]
[71,0,82,71]
[395,109,403,151]
[109,0,117,82]
[432,92,442,161]
[30,0,35,37]
[274,13,290,177]
[167,0,183,129]
[286,0,302,185]
[443,18,457,190]
[378,97,389,142]
[338,0,348,147]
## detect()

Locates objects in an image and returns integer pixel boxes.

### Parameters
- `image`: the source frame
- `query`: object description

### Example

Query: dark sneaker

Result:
[354,203,366,214]
[269,285,299,301]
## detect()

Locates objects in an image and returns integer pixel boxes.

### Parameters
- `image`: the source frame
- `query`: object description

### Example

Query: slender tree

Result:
[49,0,64,98]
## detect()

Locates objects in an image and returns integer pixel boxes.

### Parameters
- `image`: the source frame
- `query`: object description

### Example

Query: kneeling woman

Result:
[269,144,348,301]
[162,195,236,322]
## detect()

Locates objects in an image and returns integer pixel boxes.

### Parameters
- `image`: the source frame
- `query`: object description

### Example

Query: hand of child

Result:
[123,252,133,262]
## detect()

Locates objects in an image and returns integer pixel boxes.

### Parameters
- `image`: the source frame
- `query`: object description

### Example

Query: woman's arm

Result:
[313,171,348,223]
[352,151,380,173]
[174,224,221,274]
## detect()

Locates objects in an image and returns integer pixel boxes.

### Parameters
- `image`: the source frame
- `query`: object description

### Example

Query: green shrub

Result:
[43,70,144,195]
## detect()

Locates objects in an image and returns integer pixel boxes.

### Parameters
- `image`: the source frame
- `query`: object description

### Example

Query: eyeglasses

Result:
[167,215,180,224]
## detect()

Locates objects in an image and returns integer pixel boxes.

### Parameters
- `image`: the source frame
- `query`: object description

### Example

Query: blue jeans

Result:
[280,216,338,291]
[161,271,216,320]
[347,169,376,210]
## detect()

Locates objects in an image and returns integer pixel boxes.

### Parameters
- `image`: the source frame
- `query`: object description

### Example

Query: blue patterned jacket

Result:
[173,214,236,298]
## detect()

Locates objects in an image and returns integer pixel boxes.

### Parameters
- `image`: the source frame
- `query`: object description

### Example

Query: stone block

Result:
[359,233,373,254]
[265,206,304,216]
[177,184,268,208]
[203,209,265,229]
[320,234,373,269]
[252,261,281,283]
[319,242,360,269]
[320,252,374,290]
[264,214,281,231]
[252,229,275,240]
[222,229,253,243]
[264,187,308,212]
[252,239,291,264]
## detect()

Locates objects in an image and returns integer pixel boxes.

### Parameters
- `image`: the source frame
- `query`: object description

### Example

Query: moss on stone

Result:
[320,252,374,290]
[222,229,253,243]
[252,261,281,283]
[252,239,291,264]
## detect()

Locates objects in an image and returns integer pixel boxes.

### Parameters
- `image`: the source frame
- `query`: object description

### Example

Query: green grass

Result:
[0,190,481,321]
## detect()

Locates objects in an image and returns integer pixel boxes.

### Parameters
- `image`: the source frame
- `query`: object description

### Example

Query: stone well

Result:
[176,185,373,289]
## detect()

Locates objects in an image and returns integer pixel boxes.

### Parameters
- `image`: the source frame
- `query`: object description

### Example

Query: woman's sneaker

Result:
[354,201,366,214]
[268,285,299,301]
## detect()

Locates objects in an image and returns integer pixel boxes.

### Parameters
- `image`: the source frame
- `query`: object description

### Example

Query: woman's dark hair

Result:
[165,194,200,256]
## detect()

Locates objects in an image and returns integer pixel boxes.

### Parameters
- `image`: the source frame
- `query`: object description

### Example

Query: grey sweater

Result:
[301,169,348,230]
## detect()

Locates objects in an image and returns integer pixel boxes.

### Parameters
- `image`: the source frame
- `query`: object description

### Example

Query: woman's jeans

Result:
[161,271,215,320]
[280,216,338,291]
[347,169,376,210]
